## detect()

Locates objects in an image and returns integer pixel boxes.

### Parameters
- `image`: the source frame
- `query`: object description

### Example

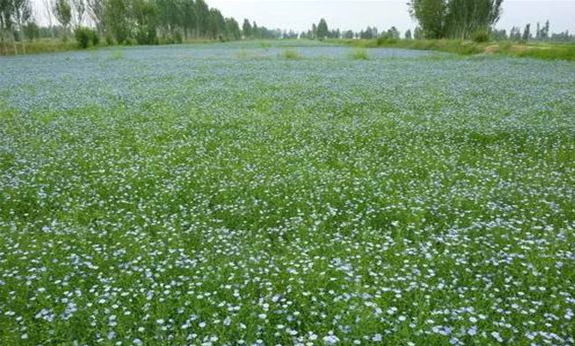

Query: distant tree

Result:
[408,0,445,39]
[343,29,354,39]
[86,0,105,33]
[104,0,129,43]
[386,26,400,39]
[225,17,240,40]
[541,20,550,40]
[414,26,423,39]
[53,0,72,40]
[408,0,503,39]
[316,18,328,40]
[522,23,531,41]
[71,0,85,27]
[359,26,377,39]
[23,20,39,41]
[405,29,412,39]
[242,18,251,38]
[252,21,258,38]
[133,0,158,44]
[491,28,507,40]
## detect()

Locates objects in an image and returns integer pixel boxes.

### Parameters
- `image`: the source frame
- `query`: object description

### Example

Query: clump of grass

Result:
[259,41,272,49]
[350,47,369,60]
[109,49,125,60]
[281,49,303,60]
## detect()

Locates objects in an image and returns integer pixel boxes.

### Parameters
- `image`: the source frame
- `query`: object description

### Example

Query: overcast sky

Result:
[30,0,574,34]
[206,0,575,34]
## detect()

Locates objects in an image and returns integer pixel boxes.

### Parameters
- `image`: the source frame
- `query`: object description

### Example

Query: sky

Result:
[30,0,575,34]
[205,0,575,34]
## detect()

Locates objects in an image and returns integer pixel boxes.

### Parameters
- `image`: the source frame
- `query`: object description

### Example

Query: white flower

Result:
[323,334,339,345]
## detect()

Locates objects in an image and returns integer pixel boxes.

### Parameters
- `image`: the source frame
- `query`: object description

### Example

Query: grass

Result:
[350,47,369,60]
[333,38,575,61]
[281,48,303,60]
[0,38,78,56]
[109,48,125,60]
[1,43,575,345]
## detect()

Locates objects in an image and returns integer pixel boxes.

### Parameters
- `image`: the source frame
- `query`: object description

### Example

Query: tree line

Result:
[2,0,574,54]
[0,0,287,53]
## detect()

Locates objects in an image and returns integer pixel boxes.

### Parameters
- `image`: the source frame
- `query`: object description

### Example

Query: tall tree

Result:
[522,23,531,41]
[104,0,129,43]
[408,0,503,39]
[53,0,72,40]
[316,18,328,40]
[408,0,446,39]
[12,0,32,53]
[71,0,85,27]
[242,18,251,38]
[86,0,105,33]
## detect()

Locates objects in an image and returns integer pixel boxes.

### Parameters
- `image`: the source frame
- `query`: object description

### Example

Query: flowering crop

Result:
[0,43,574,345]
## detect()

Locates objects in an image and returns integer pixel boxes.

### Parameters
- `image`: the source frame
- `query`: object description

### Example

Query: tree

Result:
[414,26,423,39]
[386,26,400,39]
[408,0,446,39]
[104,0,129,43]
[242,18,251,38]
[0,0,14,53]
[12,0,32,53]
[53,0,72,40]
[509,26,521,41]
[405,29,412,39]
[225,17,240,40]
[86,0,105,33]
[541,20,550,40]
[522,23,531,41]
[408,0,504,39]
[133,0,157,44]
[316,18,328,40]
[71,0,85,27]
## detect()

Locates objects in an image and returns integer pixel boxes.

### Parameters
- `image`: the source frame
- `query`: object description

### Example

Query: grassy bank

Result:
[0,38,217,56]
[332,38,575,61]
[0,39,79,56]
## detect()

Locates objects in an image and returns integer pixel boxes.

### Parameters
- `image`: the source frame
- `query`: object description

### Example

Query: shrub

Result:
[473,31,490,43]
[282,49,302,60]
[350,47,369,60]
[75,27,92,48]
[90,30,100,46]
[105,33,115,46]
[75,27,100,49]
[377,37,398,46]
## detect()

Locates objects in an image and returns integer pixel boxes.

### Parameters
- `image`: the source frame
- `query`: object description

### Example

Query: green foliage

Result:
[109,48,124,59]
[2,44,574,345]
[473,30,490,43]
[350,47,369,60]
[74,26,98,48]
[342,38,575,61]
[316,18,329,40]
[281,49,302,60]
[23,22,40,41]
[408,0,503,39]
[53,0,72,30]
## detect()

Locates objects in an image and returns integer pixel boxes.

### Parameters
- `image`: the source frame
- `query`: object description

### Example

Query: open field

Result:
[1,42,575,345]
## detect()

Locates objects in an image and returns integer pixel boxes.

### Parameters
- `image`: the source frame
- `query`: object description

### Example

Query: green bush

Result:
[282,49,303,60]
[350,47,369,60]
[90,30,100,46]
[75,27,99,49]
[377,37,398,46]
[473,31,490,43]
